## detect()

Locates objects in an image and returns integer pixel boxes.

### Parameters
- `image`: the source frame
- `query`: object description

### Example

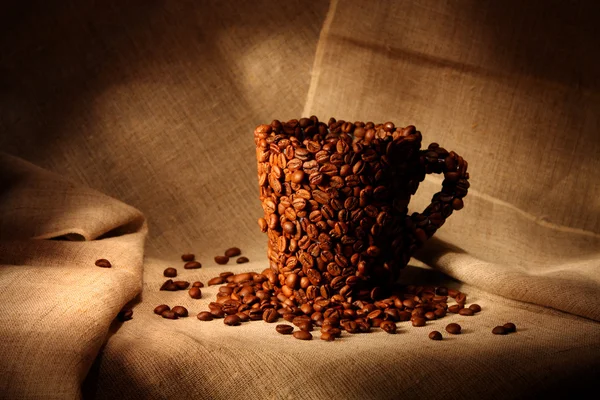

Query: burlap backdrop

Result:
[1,1,599,399]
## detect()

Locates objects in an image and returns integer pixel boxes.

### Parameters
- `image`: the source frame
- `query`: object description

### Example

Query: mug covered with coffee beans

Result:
[254,117,469,305]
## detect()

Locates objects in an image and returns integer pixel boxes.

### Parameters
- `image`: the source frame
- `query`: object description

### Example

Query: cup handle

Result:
[409,144,470,247]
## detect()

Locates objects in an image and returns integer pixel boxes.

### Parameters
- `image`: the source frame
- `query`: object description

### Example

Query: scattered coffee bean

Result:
[225,247,242,258]
[469,304,481,313]
[162,310,178,319]
[380,320,397,334]
[503,322,517,333]
[117,308,133,322]
[448,304,463,313]
[236,257,250,264]
[154,304,170,315]
[181,253,195,262]
[320,332,335,341]
[276,324,294,335]
[458,308,474,316]
[492,326,508,335]
[174,281,190,290]
[445,323,461,334]
[297,321,314,332]
[197,311,213,321]
[189,287,202,299]
[412,317,426,327]
[184,261,202,269]
[224,315,241,326]
[163,267,177,277]
[293,330,312,340]
[215,256,229,265]
[160,279,178,291]
[192,281,204,288]
[95,259,112,268]
[171,306,188,318]
[208,277,225,286]
[429,331,443,341]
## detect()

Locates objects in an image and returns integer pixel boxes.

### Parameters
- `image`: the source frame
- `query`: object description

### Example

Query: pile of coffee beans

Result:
[253,117,469,308]
[195,270,482,341]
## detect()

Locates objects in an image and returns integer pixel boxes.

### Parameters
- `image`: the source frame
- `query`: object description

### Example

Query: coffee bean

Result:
[224,315,241,326]
[412,317,426,327]
[174,281,190,290]
[320,332,335,341]
[469,304,481,313]
[429,331,443,341]
[117,308,133,322]
[154,304,170,315]
[458,308,474,316]
[503,322,516,333]
[220,271,234,279]
[298,321,314,332]
[192,281,204,288]
[424,311,436,320]
[276,324,294,335]
[208,277,225,286]
[436,287,448,296]
[214,256,229,265]
[448,304,462,313]
[236,257,250,264]
[455,292,467,304]
[189,287,202,299]
[237,312,250,322]
[163,268,177,277]
[380,320,397,334]
[262,308,279,323]
[181,253,195,262]
[445,323,461,334]
[492,326,508,335]
[160,279,178,291]
[95,259,112,268]
[161,310,178,319]
[225,247,242,258]
[211,309,226,319]
[171,306,188,318]
[184,261,202,269]
[197,311,213,321]
[293,330,312,340]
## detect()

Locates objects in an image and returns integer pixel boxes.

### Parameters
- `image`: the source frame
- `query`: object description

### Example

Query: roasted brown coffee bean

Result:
[208,277,225,286]
[160,279,178,291]
[448,304,463,313]
[458,308,474,316]
[237,312,250,322]
[447,289,460,298]
[117,308,133,322]
[436,287,448,296]
[258,217,268,232]
[172,306,188,318]
[154,304,170,315]
[174,281,190,290]
[380,320,397,334]
[293,330,312,340]
[161,310,178,319]
[224,315,241,326]
[225,247,242,258]
[424,311,436,320]
[455,292,467,304]
[469,304,481,313]
[184,261,202,269]
[276,324,294,335]
[215,256,229,265]
[262,308,279,323]
[503,322,517,333]
[210,308,226,318]
[197,311,213,321]
[429,331,443,341]
[163,267,177,277]
[446,323,461,334]
[192,281,204,288]
[412,317,426,327]
[320,332,335,341]
[95,259,112,268]
[181,253,195,262]
[297,321,314,331]
[189,287,202,299]
[492,326,508,335]
[344,321,360,333]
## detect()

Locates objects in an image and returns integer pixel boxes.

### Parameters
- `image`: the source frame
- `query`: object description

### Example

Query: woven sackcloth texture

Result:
[0,0,599,399]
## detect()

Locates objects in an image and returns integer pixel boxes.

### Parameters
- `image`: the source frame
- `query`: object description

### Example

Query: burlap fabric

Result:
[1,1,599,399]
